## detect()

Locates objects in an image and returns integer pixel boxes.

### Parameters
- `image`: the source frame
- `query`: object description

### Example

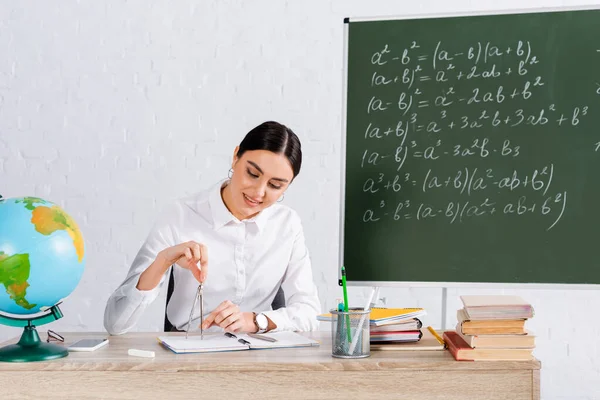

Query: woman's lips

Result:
[243,193,261,207]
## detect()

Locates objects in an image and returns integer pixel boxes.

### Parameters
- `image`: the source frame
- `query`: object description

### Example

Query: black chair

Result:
[164,267,286,332]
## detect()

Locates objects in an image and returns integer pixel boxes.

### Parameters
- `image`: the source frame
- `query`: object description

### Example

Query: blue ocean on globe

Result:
[0,197,86,315]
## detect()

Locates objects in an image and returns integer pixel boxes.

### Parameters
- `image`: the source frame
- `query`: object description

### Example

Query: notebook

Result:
[370,318,422,332]
[370,308,426,325]
[370,327,445,351]
[318,308,426,326]
[158,331,320,354]
[370,329,422,343]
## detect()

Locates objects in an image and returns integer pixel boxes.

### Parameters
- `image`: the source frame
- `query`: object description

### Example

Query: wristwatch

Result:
[253,312,269,333]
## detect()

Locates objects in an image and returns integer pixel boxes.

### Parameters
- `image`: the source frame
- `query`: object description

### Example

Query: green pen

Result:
[341,266,352,343]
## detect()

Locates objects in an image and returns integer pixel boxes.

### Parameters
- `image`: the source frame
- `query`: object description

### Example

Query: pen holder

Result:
[330,308,370,359]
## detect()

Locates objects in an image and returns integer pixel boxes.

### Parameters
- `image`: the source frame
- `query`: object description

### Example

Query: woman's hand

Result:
[158,241,208,283]
[201,300,256,333]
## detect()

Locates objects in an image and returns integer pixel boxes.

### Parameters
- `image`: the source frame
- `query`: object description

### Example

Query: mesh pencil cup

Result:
[330,308,370,358]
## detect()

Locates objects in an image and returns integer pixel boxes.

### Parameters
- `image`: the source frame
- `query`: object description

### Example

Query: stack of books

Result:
[369,308,426,344]
[317,307,427,345]
[443,295,535,361]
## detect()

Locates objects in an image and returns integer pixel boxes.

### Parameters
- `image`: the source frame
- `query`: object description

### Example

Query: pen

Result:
[427,326,446,347]
[247,333,277,343]
[341,266,352,343]
[224,332,251,346]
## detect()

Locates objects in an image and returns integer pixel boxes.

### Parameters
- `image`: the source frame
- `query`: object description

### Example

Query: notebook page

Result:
[239,331,319,350]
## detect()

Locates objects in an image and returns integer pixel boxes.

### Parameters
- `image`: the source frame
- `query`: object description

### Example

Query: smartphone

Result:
[67,338,109,352]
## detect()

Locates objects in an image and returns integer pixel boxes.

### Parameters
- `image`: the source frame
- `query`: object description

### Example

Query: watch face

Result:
[256,313,268,330]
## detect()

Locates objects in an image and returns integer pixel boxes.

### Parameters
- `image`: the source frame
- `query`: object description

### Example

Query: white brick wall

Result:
[1,1,599,398]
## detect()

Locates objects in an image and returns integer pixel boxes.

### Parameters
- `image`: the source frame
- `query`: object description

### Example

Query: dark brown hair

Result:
[236,121,302,178]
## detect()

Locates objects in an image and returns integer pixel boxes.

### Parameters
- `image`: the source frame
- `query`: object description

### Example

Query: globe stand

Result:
[0,305,68,362]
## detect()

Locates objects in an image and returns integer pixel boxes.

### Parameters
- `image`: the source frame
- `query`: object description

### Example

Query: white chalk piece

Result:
[128,348,155,358]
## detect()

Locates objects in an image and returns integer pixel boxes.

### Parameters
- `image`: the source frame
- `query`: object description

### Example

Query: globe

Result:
[0,196,85,362]
[0,196,85,315]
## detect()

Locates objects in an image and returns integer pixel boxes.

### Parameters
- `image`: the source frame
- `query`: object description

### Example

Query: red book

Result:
[443,331,533,361]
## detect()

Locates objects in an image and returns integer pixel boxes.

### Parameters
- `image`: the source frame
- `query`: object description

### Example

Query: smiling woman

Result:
[223,122,301,220]
[103,121,321,336]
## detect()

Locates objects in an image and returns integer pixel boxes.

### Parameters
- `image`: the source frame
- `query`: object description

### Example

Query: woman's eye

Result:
[269,183,282,190]
[247,169,259,178]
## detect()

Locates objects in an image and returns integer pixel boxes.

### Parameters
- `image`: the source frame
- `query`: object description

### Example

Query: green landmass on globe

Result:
[0,196,85,313]
[0,251,35,310]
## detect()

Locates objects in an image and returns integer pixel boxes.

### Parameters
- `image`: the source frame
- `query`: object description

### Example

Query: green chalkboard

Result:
[342,9,600,285]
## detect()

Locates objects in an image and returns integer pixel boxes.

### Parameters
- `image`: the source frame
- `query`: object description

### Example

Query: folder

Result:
[318,307,426,326]
[370,329,422,343]
[370,308,426,326]
[370,327,445,351]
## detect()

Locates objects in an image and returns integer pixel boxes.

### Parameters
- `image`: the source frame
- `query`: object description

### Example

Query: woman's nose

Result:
[256,181,268,198]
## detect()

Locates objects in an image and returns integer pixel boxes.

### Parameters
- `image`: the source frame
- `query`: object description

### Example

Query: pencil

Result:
[427,326,446,347]
[341,266,352,343]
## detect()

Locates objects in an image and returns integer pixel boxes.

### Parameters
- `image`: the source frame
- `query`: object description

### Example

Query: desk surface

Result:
[0,331,541,400]
[0,331,540,372]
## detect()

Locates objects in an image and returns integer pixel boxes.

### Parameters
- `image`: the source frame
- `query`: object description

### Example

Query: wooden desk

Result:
[0,331,540,400]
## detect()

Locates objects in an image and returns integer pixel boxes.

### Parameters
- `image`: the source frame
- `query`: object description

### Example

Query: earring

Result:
[228,168,233,179]
[277,193,285,203]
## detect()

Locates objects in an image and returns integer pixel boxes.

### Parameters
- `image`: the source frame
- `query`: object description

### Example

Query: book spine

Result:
[443,332,461,361]
[455,323,476,347]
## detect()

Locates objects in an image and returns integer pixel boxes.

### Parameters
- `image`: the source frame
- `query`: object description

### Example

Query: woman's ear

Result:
[232,146,240,168]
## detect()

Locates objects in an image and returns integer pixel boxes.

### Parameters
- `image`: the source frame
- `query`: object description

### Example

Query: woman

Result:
[104,121,321,335]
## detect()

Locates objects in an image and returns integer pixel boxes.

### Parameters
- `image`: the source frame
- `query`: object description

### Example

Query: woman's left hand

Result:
[201,300,256,333]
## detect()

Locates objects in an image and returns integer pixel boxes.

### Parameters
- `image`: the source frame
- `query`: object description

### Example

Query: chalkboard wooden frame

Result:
[340,6,600,288]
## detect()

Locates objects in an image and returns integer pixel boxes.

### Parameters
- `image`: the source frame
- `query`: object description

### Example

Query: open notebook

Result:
[158,331,320,354]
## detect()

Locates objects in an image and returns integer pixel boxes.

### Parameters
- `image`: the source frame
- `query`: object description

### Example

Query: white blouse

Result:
[103,180,321,335]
